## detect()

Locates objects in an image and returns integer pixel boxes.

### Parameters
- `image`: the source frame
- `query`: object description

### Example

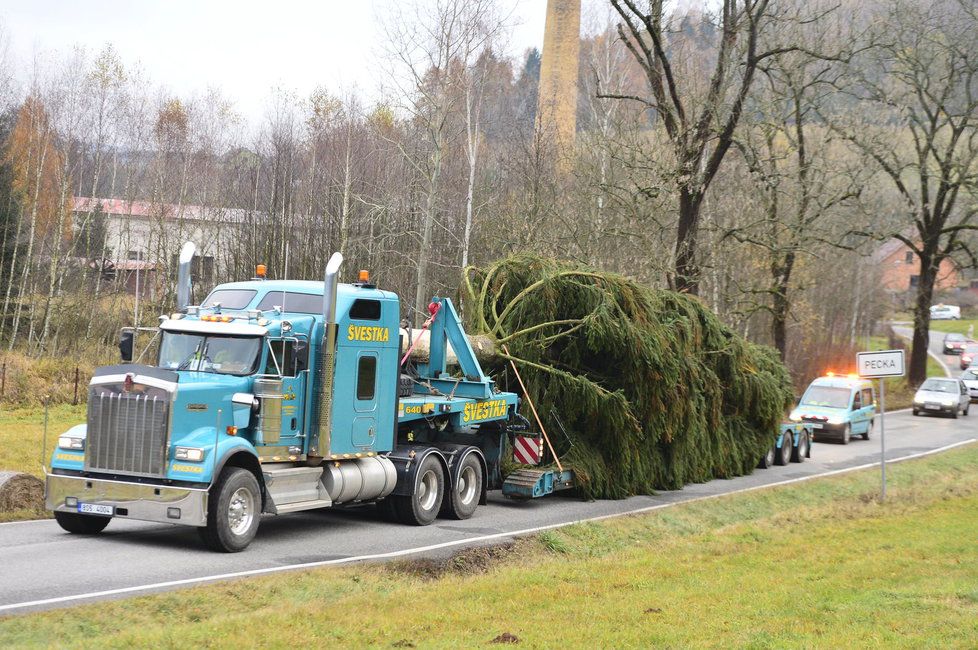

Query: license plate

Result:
[925,403,940,410]
[809,423,823,429]
[78,503,113,516]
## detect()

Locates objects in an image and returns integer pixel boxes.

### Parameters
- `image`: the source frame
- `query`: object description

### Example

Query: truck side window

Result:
[350,299,381,321]
[357,356,377,400]
[265,340,297,376]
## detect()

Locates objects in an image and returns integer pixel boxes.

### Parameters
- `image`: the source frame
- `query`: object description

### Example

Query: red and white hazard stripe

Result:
[513,435,543,465]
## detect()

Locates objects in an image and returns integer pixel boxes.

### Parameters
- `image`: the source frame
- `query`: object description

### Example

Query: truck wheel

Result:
[441,454,483,520]
[758,444,776,469]
[842,424,851,445]
[776,433,792,466]
[392,454,444,526]
[791,431,809,463]
[54,511,111,534]
[198,467,261,552]
[863,421,873,441]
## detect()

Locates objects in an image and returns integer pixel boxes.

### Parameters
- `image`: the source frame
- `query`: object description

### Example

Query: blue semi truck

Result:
[45,246,571,551]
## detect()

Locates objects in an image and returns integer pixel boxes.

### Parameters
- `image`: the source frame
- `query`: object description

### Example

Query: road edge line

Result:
[1,437,974,615]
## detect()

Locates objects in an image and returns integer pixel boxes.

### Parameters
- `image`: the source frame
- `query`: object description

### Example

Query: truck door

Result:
[263,338,307,448]
[352,351,378,448]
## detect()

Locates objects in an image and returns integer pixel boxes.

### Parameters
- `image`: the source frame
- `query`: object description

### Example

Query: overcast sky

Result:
[0,0,551,122]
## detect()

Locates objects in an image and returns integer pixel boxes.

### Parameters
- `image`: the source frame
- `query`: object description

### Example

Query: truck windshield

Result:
[158,332,261,376]
[800,386,851,409]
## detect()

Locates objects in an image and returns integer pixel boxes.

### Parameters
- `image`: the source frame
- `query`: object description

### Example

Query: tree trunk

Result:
[674,187,701,294]
[771,252,795,361]
[414,142,442,327]
[909,251,938,386]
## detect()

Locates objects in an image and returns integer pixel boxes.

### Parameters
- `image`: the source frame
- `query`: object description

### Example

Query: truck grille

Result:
[86,389,171,477]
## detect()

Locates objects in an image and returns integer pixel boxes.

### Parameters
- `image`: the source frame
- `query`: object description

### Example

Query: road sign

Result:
[856,348,906,502]
[856,349,905,378]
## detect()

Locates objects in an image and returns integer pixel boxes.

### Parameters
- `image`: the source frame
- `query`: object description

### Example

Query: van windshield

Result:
[800,386,851,409]
[159,332,261,376]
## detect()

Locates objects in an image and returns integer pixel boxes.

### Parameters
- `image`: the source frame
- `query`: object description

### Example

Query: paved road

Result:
[1,406,975,616]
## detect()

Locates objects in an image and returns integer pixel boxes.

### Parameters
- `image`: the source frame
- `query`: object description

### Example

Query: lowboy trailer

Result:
[46,246,573,551]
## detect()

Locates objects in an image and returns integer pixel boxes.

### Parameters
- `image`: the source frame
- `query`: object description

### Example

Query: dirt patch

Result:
[386,540,527,580]
[0,471,44,512]
[491,632,520,644]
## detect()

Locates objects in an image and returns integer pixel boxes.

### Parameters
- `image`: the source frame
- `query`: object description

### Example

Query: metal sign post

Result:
[856,349,906,501]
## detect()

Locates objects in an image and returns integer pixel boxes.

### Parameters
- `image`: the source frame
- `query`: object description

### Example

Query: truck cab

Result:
[788,375,876,444]
[46,250,527,551]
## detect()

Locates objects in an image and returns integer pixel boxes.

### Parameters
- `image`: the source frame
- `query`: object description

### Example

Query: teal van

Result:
[788,375,876,444]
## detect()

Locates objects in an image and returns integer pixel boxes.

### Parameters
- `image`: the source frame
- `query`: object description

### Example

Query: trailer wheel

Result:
[53,511,111,535]
[441,454,483,520]
[392,454,444,526]
[791,431,809,463]
[776,433,792,466]
[198,467,261,552]
[758,444,776,469]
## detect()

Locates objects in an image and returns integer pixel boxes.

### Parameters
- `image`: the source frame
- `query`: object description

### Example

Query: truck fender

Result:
[386,444,449,498]
[433,443,489,506]
[211,444,266,511]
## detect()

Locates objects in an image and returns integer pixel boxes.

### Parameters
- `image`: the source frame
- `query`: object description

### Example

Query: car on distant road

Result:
[912,377,970,417]
[931,304,961,320]
[961,368,978,402]
[960,344,978,369]
[788,375,876,444]
[943,332,970,354]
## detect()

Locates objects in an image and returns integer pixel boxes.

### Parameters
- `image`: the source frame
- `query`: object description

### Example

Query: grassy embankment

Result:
[2,442,976,647]
[0,404,85,522]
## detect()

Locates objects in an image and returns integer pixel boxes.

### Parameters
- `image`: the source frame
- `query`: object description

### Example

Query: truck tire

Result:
[775,433,792,466]
[198,467,261,552]
[53,511,111,535]
[758,444,776,469]
[791,431,809,463]
[391,454,444,526]
[441,453,482,520]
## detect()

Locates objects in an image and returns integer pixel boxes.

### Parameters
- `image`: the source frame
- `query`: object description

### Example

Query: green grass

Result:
[2,442,977,648]
[928,318,978,337]
[0,404,85,521]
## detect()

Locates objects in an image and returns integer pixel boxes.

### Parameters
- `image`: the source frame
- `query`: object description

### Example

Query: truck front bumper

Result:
[46,473,209,527]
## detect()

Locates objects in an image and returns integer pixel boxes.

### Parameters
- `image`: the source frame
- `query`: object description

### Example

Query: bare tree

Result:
[832,0,978,385]
[602,0,825,294]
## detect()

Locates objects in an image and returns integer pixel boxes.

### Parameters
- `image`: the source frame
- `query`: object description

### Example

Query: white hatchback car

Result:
[961,368,978,402]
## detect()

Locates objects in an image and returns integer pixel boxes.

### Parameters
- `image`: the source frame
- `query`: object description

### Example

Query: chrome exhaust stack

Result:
[175,241,197,311]
[314,252,344,456]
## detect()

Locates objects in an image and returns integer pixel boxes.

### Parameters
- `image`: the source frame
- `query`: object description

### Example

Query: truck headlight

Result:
[174,447,205,462]
[58,436,85,450]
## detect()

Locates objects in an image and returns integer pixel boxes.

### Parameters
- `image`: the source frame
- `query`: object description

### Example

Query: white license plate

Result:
[809,423,823,429]
[78,503,113,516]
[925,403,940,410]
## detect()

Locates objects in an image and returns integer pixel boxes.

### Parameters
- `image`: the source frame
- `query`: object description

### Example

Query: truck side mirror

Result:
[119,328,135,363]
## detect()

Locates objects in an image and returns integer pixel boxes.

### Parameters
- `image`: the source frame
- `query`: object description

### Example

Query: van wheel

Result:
[391,454,444,526]
[863,421,872,441]
[964,403,970,416]
[842,424,851,445]
[198,467,261,552]
[791,431,809,463]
